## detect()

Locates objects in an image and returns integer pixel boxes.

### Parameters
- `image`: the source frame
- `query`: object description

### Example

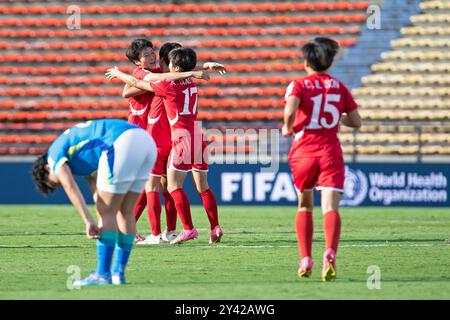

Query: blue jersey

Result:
[47,119,139,177]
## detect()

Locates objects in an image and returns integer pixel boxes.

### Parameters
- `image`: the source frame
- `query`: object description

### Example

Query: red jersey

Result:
[127,66,160,129]
[285,73,358,158]
[150,78,198,131]
[150,78,208,172]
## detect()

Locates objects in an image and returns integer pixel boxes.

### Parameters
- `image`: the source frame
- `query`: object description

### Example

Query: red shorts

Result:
[289,155,345,192]
[167,129,208,172]
[150,145,171,176]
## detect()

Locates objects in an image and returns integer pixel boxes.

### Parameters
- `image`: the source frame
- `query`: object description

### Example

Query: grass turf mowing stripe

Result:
[0,242,438,249]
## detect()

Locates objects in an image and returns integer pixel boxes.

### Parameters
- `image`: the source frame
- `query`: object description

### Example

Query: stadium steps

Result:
[331,0,423,88]
[345,0,450,157]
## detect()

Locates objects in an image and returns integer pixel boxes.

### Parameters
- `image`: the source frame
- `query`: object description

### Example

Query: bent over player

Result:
[32,119,156,286]
[282,38,362,281]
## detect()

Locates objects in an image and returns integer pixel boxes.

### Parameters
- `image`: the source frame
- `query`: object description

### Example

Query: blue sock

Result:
[96,230,119,277]
[112,233,135,275]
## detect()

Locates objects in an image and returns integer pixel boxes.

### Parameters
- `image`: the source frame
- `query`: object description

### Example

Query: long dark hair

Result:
[32,153,53,195]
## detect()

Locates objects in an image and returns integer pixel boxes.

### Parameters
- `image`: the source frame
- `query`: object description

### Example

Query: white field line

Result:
[0,243,437,249]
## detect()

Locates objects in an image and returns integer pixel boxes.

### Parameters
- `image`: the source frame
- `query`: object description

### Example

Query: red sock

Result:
[323,210,341,253]
[162,191,177,231]
[134,190,147,222]
[146,192,162,236]
[170,188,194,230]
[199,189,219,230]
[295,210,313,258]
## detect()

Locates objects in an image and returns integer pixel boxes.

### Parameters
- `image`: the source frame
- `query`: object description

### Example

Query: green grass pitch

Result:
[0,205,449,299]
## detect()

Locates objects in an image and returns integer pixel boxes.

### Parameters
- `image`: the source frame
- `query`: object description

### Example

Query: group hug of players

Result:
[32,37,361,285]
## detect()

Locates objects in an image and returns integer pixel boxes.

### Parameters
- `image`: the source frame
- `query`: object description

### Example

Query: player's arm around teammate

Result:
[121,69,211,98]
[121,39,225,98]
[121,62,225,98]
[105,66,210,90]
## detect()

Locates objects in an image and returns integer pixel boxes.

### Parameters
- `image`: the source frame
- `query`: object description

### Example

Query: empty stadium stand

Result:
[0,0,448,161]
[349,0,450,159]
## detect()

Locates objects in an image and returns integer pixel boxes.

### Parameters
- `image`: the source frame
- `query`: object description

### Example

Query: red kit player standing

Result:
[282,37,362,281]
[148,47,224,245]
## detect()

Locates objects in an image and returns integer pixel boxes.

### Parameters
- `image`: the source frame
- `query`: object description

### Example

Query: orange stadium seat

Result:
[0,135,18,144]
[0,100,16,109]
[0,122,72,131]
[6,134,56,144]
[0,51,302,62]
[208,76,295,85]
[0,25,361,39]
[6,147,33,155]
[28,147,48,154]
[9,100,113,110]
[0,2,369,15]
[199,99,283,109]
[0,14,368,28]
[199,87,286,97]
[0,66,135,75]
[198,110,284,121]
[0,62,304,78]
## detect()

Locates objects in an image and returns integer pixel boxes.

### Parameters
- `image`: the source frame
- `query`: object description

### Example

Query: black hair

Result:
[32,153,53,195]
[168,47,197,72]
[125,38,154,64]
[159,42,182,67]
[301,37,339,72]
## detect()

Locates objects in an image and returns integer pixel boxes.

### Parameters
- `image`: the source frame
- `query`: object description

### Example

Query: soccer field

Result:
[0,205,449,300]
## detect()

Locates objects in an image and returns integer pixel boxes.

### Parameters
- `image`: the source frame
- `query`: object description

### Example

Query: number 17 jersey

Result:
[285,73,358,158]
[150,78,208,172]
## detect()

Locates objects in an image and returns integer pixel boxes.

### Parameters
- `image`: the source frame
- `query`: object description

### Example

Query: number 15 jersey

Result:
[285,73,358,158]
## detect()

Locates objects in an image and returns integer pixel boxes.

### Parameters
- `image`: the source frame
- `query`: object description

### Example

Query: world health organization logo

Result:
[340,166,368,206]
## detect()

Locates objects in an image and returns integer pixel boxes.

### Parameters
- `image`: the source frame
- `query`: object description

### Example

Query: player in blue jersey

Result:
[32,119,156,286]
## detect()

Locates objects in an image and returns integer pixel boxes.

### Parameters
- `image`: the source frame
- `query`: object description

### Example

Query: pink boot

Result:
[322,248,337,282]
[170,228,198,244]
[298,257,314,278]
[209,225,224,244]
